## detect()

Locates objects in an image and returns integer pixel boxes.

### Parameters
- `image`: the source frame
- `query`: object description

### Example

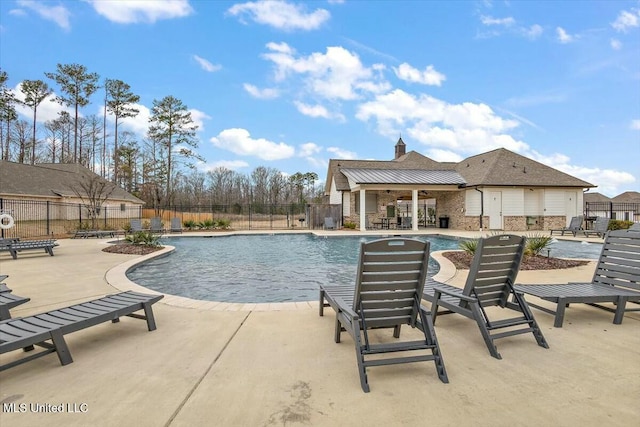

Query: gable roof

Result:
[326,145,594,193]
[584,192,611,203]
[456,148,594,188]
[0,161,144,204]
[612,191,640,203]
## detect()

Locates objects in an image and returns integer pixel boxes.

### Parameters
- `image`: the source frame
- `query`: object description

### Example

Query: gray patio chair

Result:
[0,279,30,320]
[0,291,163,371]
[423,234,549,359]
[515,229,640,327]
[130,219,143,232]
[581,216,609,238]
[629,223,640,231]
[550,215,584,236]
[321,238,448,392]
[150,217,165,234]
[1,239,58,260]
[170,217,183,233]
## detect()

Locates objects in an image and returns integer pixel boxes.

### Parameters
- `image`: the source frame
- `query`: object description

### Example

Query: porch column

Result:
[412,189,419,231]
[360,189,367,230]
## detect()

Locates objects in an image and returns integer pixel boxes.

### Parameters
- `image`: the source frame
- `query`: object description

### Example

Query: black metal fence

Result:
[0,198,343,239]
[585,202,640,222]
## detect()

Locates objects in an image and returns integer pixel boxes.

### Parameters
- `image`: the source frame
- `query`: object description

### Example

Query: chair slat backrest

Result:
[130,219,142,232]
[569,215,584,230]
[462,234,525,308]
[593,217,609,232]
[353,238,430,328]
[150,217,163,231]
[592,230,640,292]
[171,217,182,230]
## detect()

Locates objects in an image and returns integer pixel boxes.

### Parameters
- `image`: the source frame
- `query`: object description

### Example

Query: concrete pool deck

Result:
[0,229,638,426]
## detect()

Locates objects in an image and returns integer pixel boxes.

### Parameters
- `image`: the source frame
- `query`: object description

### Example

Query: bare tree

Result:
[69,174,116,230]
[106,79,139,182]
[0,69,18,160]
[20,79,51,164]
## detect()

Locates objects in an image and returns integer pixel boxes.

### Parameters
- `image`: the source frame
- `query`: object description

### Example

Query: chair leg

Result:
[50,329,73,366]
[143,302,158,331]
[469,302,502,359]
[431,290,442,323]
[554,297,568,328]
[334,317,342,343]
[352,328,370,393]
[613,297,628,325]
[514,293,549,349]
[419,308,448,383]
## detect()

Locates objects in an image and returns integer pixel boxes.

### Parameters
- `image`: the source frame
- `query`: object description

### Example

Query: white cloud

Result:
[298,142,321,157]
[356,89,526,155]
[260,43,390,101]
[210,128,295,160]
[327,146,357,159]
[243,83,280,99]
[86,0,193,24]
[193,55,222,72]
[522,24,543,40]
[293,101,345,121]
[480,15,515,26]
[227,0,330,31]
[610,38,623,50]
[393,63,446,86]
[17,0,71,30]
[631,119,640,130]
[611,9,640,32]
[200,160,250,171]
[118,103,151,135]
[556,27,575,44]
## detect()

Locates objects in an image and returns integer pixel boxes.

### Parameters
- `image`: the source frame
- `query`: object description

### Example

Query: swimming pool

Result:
[126,234,603,304]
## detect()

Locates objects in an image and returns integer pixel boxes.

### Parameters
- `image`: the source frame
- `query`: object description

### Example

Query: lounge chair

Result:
[0,291,163,371]
[0,239,58,260]
[0,278,30,320]
[515,229,640,327]
[550,215,583,236]
[324,217,336,230]
[320,238,448,392]
[130,219,143,232]
[150,217,165,234]
[423,234,549,359]
[629,223,640,231]
[170,217,183,233]
[581,216,609,238]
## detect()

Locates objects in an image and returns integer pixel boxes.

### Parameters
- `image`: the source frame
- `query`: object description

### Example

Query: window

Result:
[120,203,126,212]
[354,192,378,214]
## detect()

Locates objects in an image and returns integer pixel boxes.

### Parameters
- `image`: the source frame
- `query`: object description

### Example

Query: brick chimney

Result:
[394,137,406,159]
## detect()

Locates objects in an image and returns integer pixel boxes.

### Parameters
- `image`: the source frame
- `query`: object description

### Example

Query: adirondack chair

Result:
[322,238,448,392]
[150,217,165,234]
[515,229,640,327]
[550,215,583,236]
[423,234,549,359]
[130,219,143,232]
[170,217,183,233]
[582,216,609,238]
[323,217,336,230]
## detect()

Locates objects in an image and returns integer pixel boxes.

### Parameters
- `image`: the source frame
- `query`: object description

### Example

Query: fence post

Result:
[0,198,3,239]
[46,200,51,235]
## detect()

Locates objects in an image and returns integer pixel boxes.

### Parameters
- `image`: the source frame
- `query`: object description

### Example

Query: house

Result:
[324,139,595,231]
[585,191,640,224]
[0,160,144,226]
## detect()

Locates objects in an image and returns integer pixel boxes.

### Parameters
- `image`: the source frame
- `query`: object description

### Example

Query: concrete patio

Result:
[0,230,638,426]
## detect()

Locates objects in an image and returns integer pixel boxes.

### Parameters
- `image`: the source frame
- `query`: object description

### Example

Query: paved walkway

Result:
[0,230,638,426]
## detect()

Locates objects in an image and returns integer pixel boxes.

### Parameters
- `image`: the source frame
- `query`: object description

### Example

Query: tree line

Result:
[0,65,323,209]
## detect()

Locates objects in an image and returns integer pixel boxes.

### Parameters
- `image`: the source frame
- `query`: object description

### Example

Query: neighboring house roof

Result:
[584,192,611,204]
[341,168,466,185]
[326,145,595,194]
[612,191,640,203]
[0,160,144,204]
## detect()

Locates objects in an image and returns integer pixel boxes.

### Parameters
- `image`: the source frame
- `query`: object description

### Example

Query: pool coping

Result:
[104,231,460,312]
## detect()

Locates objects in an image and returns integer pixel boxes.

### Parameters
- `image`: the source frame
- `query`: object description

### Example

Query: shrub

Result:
[458,238,478,255]
[216,218,231,229]
[609,219,633,230]
[525,234,553,256]
[125,230,161,247]
[343,221,357,229]
[199,219,216,229]
[183,219,197,230]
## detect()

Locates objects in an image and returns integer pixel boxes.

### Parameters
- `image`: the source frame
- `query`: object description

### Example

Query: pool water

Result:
[126,234,603,303]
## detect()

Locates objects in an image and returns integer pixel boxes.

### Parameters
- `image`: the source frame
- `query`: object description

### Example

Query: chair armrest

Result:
[334,297,359,320]
[433,285,477,303]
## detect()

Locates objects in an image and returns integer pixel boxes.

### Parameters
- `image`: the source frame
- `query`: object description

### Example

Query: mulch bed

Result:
[442,251,590,270]
[102,244,164,256]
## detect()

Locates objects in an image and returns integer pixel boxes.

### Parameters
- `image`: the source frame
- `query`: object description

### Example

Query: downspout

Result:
[475,187,484,230]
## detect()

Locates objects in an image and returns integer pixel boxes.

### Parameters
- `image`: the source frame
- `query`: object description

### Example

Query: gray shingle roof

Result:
[0,161,144,203]
[341,168,466,185]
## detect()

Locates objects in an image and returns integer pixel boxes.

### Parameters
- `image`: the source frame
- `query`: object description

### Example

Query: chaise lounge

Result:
[0,291,164,371]
[550,215,584,237]
[0,239,59,260]
[515,229,640,327]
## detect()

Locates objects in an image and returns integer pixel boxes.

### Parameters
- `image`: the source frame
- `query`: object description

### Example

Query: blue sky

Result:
[1,0,639,197]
